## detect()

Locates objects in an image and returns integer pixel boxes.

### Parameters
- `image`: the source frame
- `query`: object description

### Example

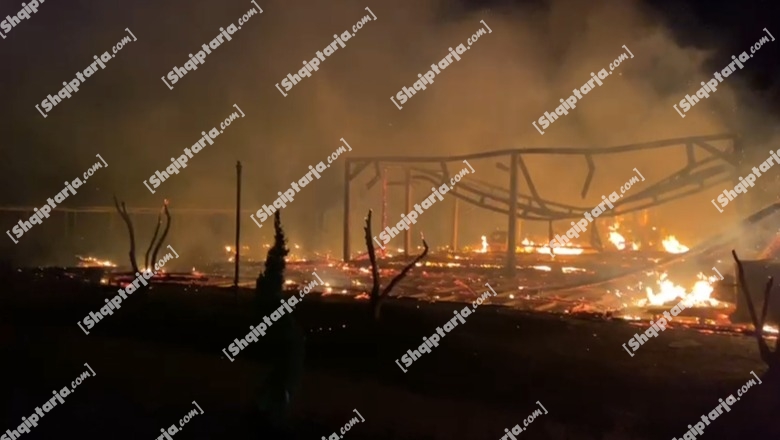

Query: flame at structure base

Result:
[641,272,722,308]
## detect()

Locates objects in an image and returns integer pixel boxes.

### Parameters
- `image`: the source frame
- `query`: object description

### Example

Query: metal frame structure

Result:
[343,134,741,273]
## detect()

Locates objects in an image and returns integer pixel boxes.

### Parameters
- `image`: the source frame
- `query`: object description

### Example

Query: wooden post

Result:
[343,160,351,262]
[451,197,459,251]
[234,161,242,290]
[404,169,412,257]
[507,153,518,275]
[381,167,388,235]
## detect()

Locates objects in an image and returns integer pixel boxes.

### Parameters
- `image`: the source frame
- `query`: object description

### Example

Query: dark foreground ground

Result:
[0,268,775,440]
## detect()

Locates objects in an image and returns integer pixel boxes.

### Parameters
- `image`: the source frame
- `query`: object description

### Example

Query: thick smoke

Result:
[0,0,775,263]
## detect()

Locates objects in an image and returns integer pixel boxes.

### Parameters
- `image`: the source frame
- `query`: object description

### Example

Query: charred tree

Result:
[113,196,171,275]
[144,211,162,272]
[719,250,780,439]
[113,196,139,274]
[733,250,779,368]
[363,209,429,321]
[150,201,171,271]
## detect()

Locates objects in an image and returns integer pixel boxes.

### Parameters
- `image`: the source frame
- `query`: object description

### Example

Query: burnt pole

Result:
[343,160,351,262]
[507,153,519,275]
[404,169,412,257]
[381,167,388,236]
[234,161,242,290]
[451,197,459,251]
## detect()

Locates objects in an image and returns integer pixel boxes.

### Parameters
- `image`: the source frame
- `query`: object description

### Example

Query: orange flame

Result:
[662,236,689,253]
[644,272,721,307]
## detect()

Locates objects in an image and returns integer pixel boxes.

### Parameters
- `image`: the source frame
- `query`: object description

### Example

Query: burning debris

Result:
[76,256,117,268]
[662,236,689,254]
[48,195,780,344]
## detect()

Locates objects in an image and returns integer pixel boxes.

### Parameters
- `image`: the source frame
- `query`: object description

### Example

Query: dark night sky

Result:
[0,0,778,259]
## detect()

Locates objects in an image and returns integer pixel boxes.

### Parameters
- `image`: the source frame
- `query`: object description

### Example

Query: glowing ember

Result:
[662,236,689,254]
[562,266,587,274]
[521,238,584,256]
[541,244,584,256]
[77,256,117,268]
[644,272,721,307]
[620,315,642,321]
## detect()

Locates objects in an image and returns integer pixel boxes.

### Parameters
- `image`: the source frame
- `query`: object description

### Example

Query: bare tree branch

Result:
[144,210,162,271]
[363,210,429,321]
[381,235,429,299]
[732,250,773,365]
[760,278,772,332]
[114,195,139,274]
[151,201,171,271]
[363,210,380,300]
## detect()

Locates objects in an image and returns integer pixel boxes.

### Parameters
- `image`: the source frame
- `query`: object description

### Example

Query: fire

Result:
[520,238,584,256]
[544,245,584,256]
[479,235,488,253]
[607,222,641,251]
[645,272,721,308]
[76,256,117,268]
[662,236,689,254]
[609,231,626,250]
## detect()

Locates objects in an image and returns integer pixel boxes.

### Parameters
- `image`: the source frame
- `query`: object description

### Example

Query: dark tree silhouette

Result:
[733,250,779,367]
[255,210,289,301]
[363,209,429,321]
[253,211,304,438]
[113,196,170,274]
